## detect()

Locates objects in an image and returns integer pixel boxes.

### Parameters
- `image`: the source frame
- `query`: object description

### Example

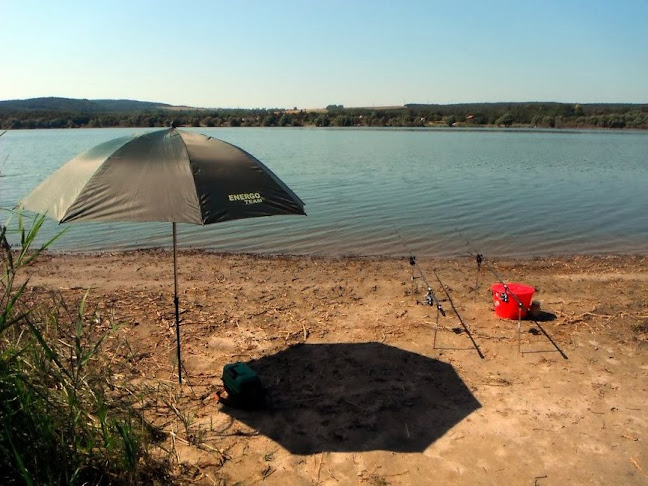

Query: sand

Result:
[19,251,648,485]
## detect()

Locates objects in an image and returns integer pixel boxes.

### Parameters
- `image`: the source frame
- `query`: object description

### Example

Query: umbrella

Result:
[18,127,305,382]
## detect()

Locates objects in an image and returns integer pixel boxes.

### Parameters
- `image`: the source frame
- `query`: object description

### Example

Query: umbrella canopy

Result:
[18,127,306,383]
[19,127,305,223]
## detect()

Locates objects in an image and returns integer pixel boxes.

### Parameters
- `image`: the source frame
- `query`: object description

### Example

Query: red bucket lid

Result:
[490,283,535,295]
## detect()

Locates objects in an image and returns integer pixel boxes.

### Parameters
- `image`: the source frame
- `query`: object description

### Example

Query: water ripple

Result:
[2,127,647,258]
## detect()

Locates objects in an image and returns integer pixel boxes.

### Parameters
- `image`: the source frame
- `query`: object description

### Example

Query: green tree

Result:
[333,114,354,127]
[496,112,514,127]
[261,113,277,126]
[444,115,456,127]
[315,115,330,127]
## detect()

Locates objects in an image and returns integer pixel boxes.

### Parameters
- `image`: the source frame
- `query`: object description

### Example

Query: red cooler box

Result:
[491,283,535,319]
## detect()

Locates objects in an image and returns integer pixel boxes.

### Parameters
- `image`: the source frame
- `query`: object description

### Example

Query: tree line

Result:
[1,102,647,130]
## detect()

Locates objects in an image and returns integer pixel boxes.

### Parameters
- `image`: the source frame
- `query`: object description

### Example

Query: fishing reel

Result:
[425,287,446,316]
[425,287,434,305]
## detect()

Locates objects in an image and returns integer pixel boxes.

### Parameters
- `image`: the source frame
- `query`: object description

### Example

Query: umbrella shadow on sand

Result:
[222,342,481,454]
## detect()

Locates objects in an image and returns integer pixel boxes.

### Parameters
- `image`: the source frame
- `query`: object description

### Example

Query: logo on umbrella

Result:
[228,192,264,204]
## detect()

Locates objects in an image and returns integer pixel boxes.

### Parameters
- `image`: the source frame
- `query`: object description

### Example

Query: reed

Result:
[0,214,169,484]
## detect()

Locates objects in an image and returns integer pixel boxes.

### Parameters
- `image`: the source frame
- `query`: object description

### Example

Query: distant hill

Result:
[1,97,646,130]
[0,97,180,113]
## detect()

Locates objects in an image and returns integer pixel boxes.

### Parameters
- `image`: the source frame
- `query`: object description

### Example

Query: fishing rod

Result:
[459,230,527,315]
[461,233,528,354]
[429,266,485,359]
[408,255,446,350]
[391,229,444,313]
[392,230,447,348]
[459,231,568,359]
[409,255,446,316]
[410,255,484,358]
[394,229,483,357]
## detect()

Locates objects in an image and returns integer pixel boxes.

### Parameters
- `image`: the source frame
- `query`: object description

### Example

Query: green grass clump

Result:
[1,215,169,485]
[631,320,648,334]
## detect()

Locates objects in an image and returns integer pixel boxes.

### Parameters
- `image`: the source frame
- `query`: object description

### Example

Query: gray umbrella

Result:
[18,127,306,382]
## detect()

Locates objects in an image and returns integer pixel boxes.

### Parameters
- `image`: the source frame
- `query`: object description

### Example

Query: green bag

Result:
[221,362,265,409]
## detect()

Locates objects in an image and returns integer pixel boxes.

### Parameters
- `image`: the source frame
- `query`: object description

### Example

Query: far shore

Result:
[3,124,647,131]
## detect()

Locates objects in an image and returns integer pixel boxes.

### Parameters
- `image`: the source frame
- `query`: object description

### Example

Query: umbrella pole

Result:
[173,222,182,384]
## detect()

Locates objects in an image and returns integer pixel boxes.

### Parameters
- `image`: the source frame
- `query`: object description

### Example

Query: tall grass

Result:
[0,214,169,484]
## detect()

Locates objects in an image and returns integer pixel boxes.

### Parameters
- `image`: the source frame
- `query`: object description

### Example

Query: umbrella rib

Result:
[174,129,206,225]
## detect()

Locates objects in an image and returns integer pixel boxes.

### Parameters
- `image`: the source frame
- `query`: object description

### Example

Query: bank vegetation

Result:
[1,98,647,130]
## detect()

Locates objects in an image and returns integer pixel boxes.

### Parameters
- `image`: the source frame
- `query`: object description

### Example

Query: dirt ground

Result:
[20,251,648,485]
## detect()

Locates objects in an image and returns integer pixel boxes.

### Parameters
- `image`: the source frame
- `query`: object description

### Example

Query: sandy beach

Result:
[19,250,648,485]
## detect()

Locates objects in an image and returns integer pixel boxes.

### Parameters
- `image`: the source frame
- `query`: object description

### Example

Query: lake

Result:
[1,127,647,258]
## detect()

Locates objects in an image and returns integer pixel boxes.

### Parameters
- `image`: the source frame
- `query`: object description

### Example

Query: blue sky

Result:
[1,0,647,108]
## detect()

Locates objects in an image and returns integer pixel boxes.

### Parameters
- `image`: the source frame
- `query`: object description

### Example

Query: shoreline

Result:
[28,247,648,263]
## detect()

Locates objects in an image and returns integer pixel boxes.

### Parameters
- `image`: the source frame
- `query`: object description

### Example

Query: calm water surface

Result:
[1,127,647,258]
